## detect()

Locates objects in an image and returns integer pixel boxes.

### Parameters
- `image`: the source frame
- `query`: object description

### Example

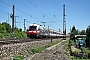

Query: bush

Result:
[68,39,75,46]
[84,50,90,58]
[72,49,80,58]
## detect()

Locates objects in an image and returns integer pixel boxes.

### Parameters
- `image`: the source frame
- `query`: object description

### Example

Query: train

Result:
[27,23,64,38]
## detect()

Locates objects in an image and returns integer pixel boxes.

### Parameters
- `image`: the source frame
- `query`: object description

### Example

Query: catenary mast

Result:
[63,4,66,39]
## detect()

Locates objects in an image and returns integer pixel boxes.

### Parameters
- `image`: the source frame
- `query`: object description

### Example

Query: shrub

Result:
[68,39,75,46]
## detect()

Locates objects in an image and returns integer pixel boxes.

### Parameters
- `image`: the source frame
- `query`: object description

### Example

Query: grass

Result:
[29,40,62,54]
[13,55,24,60]
[70,56,90,60]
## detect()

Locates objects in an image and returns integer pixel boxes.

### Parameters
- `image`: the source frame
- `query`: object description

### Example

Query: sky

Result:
[0,0,90,33]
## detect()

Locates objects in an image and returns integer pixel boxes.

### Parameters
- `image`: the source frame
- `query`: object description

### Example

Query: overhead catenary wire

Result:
[27,0,53,21]
[0,0,12,7]
[0,10,9,20]
[38,0,60,28]
[0,0,61,30]
[0,0,53,22]
[0,0,41,21]
[39,0,59,20]
[18,0,39,15]
[18,0,51,23]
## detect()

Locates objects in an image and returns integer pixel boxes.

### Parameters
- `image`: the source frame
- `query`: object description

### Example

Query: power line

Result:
[0,0,12,7]
[39,0,58,19]
[15,8,42,21]
[38,0,61,29]
[0,0,41,21]
[18,0,39,15]
[0,0,26,15]
[27,0,53,21]
[28,0,44,14]
[0,0,59,29]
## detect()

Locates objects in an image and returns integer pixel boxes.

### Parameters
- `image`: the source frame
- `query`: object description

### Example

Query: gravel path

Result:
[28,40,71,60]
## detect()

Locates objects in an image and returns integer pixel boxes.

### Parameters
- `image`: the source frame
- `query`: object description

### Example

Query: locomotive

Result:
[27,23,63,38]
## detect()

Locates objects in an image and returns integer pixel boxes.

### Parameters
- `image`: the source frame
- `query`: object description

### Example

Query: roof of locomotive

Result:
[30,23,42,26]
[29,23,45,29]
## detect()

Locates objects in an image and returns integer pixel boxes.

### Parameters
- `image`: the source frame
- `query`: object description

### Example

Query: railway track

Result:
[0,38,52,45]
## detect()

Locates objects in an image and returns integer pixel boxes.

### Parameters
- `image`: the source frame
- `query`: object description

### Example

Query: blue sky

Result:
[0,0,90,33]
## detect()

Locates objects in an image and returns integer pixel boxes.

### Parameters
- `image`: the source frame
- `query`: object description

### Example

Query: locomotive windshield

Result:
[29,26,37,30]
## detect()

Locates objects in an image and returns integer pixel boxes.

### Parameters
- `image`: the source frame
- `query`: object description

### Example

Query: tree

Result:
[0,24,6,38]
[2,22,11,33]
[86,25,90,37]
[0,22,27,38]
[71,25,76,32]
[0,24,6,33]
[70,26,78,38]
[19,28,22,32]
[80,30,86,35]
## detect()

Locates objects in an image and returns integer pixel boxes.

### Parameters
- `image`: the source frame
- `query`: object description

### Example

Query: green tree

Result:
[0,22,27,38]
[19,28,22,32]
[70,26,78,38]
[86,25,90,37]
[0,24,6,33]
[0,24,6,38]
[80,30,86,35]
[71,25,76,32]
[2,22,11,33]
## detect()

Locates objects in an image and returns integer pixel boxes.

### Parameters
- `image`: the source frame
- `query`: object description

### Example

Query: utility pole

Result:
[24,19,27,32]
[10,5,15,37]
[63,4,66,40]
[12,5,15,36]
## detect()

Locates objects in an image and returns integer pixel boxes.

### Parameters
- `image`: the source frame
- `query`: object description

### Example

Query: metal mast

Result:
[24,19,27,32]
[10,5,15,37]
[63,4,66,39]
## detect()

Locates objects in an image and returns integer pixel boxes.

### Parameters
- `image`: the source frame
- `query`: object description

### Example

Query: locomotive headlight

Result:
[37,30,40,33]
[29,31,32,32]
[33,31,36,33]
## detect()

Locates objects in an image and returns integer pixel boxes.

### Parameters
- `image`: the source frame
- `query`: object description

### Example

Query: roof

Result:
[75,35,86,38]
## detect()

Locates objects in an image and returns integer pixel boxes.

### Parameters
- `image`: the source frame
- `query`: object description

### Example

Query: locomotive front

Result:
[27,24,40,38]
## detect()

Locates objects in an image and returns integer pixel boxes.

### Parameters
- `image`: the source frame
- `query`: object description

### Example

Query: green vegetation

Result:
[70,56,90,60]
[70,25,90,39]
[68,39,75,46]
[28,40,61,54]
[86,26,90,37]
[13,55,24,60]
[0,22,27,39]
[68,39,90,59]
[70,25,86,39]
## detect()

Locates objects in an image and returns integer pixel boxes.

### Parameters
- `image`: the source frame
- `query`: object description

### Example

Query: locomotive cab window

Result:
[29,26,37,30]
